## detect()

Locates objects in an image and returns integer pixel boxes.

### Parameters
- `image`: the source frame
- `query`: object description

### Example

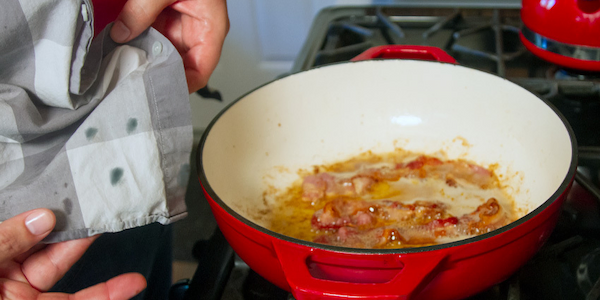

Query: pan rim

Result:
[197,58,578,255]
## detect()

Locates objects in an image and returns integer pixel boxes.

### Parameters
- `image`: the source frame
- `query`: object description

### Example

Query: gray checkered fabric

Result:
[0,0,192,242]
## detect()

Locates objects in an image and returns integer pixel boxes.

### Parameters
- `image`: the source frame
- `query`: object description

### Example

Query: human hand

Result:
[110,0,230,93]
[0,208,147,299]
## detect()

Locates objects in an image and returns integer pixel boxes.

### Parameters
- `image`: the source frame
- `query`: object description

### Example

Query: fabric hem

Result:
[42,211,188,243]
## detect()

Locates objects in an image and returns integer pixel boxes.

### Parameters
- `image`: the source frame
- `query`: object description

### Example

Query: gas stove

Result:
[178,5,600,300]
[292,5,600,149]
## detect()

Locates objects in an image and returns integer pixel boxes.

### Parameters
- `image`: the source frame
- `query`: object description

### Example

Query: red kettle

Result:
[520,0,600,71]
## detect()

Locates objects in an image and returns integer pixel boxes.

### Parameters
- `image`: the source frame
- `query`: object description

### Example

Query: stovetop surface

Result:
[185,5,600,300]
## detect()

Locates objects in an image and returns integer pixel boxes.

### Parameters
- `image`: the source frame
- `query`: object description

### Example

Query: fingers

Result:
[0,209,55,264]
[22,236,98,291]
[111,0,176,43]
[27,273,147,300]
[110,0,230,92]
[172,0,230,92]
[69,273,147,300]
[106,273,147,300]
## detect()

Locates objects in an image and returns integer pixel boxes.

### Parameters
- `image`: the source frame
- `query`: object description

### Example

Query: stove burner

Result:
[376,7,405,39]
[451,10,526,77]
[311,7,464,68]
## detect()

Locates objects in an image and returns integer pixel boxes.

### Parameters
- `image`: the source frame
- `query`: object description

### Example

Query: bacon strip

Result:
[301,155,497,203]
[312,198,509,248]
[311,198,451,230]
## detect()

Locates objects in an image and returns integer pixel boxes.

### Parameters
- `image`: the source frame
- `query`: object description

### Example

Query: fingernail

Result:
[25,210,54,235]
[111,20,131,43]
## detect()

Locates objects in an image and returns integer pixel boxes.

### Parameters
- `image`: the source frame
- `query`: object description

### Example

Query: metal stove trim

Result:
[521,25,600,62]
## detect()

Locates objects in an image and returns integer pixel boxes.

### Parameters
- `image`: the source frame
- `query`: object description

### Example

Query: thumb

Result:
[110,0,176,43]
[0,209,56,263]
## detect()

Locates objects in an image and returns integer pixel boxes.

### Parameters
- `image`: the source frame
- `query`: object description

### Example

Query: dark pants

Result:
[50,223,173,300]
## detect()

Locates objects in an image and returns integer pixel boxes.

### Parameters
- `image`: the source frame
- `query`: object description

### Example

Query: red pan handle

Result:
[351,45,457,64]
[272,239,447,300]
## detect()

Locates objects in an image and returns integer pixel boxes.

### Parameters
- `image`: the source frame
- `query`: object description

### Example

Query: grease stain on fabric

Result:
[110,167,124,185]
[127,118,138,134]
[63,198,73,215]
[85,127,98,140]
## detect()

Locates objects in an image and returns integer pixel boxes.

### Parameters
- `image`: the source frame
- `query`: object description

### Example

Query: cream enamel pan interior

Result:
[201,59,576,249]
